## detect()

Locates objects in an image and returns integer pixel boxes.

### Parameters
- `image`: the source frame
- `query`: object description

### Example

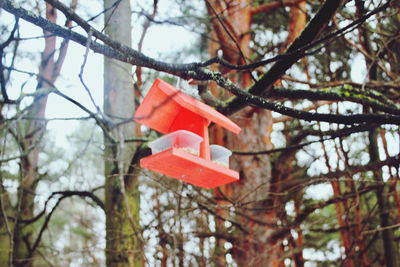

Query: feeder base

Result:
[140,148,239,189]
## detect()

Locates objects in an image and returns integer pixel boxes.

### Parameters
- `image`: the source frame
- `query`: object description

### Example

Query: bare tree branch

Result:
[0,16,18,104]
[191,70,400,125]
[223,0,346,113]
[26,190,104,258]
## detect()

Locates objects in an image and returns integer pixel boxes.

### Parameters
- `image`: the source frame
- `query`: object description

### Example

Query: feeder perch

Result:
[134,78,241,189]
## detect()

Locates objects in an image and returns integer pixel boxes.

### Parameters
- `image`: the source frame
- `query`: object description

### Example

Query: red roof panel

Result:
[134,78,241,134]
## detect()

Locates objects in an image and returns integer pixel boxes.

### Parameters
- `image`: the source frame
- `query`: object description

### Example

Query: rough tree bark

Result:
[206,0,345,266]
[205,1,275,265]
[103,0,143,266]
[355,1,398,265]
[369,129,398,267]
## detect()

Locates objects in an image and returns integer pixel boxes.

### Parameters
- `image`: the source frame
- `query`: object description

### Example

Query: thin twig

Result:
[204,0,256,82]
[135,0,158,89]
[233,137,332,155]
[2,65,115,141]
[362,223,400,235]
[79,29,104,117]
[0,16,19,104]
[102,0,123,32]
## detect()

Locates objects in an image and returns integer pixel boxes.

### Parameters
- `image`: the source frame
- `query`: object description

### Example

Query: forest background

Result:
[0,0,400,266]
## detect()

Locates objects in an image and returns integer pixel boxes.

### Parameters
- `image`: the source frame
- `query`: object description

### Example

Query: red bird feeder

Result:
[134,78,241,189]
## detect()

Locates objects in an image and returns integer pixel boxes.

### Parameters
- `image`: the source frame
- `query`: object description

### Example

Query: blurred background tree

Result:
[1,0,400,266]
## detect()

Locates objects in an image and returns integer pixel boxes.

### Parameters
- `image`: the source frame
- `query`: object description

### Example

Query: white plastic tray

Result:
[148,130,203,156]
[210,145,232,167]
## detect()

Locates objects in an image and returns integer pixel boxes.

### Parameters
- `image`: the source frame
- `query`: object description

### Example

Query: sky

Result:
[2,0,200,145]
[50,9,194,138]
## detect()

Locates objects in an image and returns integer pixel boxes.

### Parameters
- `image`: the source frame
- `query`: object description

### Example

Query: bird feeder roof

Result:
[134,78,241,135]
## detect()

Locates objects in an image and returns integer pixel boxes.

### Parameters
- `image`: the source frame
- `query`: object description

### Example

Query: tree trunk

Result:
[205,1,277,265]
[103,0,143,266]
[355,1,398,265]
[12,3,72,265]
[368,129,398,267]
[227,108,274,266]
